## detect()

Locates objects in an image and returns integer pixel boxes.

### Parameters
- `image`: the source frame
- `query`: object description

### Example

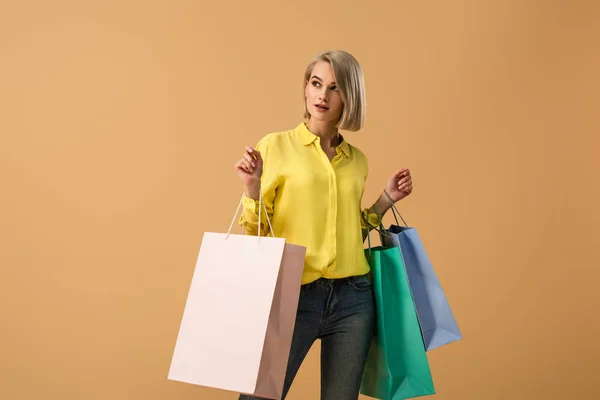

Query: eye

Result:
[312,81,321,87]
[331,85,338,91]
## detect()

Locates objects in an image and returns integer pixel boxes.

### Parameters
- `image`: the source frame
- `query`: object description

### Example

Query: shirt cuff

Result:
[242,194,261,215]
[363,210,383,229]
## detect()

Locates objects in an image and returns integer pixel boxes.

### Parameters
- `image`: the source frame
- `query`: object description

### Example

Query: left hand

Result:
[385,168,413,202]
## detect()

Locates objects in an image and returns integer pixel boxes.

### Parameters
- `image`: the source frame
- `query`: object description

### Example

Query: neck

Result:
[306,118,341,147]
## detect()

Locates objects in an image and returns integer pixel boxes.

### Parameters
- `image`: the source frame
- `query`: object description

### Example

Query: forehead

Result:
[310,61,336,83]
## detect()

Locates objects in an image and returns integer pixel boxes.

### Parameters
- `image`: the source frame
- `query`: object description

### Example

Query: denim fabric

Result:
[239,274,375,400]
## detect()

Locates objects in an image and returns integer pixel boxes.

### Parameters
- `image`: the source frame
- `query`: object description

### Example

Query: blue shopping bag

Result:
[377,203,462,351]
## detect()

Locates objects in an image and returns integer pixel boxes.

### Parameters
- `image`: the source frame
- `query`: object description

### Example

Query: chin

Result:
[309,112,339,124]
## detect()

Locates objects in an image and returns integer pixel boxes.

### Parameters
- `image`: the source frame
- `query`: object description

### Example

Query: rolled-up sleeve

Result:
[239,135,279,236]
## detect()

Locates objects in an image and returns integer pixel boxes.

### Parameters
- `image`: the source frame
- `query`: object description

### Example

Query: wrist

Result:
[244,181,261,200]
[382,189,395,205]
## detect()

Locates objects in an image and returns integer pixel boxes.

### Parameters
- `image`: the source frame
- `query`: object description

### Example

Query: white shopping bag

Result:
[168,195,306,399]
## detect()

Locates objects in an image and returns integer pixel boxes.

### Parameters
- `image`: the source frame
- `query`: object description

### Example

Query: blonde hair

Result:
[303,50,366,132]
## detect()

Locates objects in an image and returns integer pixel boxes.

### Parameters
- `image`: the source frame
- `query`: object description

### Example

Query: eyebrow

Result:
[311,75,336,85]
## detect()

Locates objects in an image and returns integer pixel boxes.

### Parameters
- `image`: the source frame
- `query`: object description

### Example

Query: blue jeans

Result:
[239,274,375,400]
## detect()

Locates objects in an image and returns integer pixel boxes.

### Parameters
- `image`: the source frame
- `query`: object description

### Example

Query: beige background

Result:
[1,1,599,399]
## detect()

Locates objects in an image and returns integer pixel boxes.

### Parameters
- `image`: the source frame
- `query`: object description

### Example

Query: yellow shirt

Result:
[240,122,380,285]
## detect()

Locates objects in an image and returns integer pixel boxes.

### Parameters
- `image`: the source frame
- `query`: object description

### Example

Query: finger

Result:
[245,147,262,161]
[394,168,409,178]
[245,147,256,160]
[398,176,412,186]
[236,159,250,173]
[242,159,254,172]
[235,161,249,173]
[399,180,413,191]
[243,152,256,167]
[397,180,411,190]
[235,159,247,172]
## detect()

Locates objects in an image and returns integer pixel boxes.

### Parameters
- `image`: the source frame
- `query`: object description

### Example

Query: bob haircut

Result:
[303,50,366,132]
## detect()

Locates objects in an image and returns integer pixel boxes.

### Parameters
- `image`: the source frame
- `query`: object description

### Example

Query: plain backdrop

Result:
[1,1,599,399]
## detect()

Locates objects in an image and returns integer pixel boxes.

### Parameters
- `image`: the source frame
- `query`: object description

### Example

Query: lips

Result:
[315,104,329,110]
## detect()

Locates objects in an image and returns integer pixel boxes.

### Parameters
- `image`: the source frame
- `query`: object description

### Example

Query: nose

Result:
[318,88,328,102]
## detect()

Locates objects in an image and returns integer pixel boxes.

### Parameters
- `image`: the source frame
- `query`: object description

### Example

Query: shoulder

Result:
[346,141,369,164]
[346,142,369,177]
[255,128,300,150]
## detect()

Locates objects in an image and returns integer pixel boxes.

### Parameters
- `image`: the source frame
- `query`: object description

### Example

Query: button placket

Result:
[314,139,338,273]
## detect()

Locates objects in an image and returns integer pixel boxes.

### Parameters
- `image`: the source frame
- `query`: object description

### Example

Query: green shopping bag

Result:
[360,219,435,399]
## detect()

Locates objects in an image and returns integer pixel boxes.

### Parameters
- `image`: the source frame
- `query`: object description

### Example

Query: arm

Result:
[361,168,414,239]
[235,137,278,236]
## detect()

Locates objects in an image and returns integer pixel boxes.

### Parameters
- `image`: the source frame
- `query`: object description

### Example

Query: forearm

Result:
[366,190,394,220]
[244,180,261,200]
[361,190,394,241]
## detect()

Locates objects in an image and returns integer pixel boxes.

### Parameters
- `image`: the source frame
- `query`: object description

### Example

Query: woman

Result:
[234,50,413,400]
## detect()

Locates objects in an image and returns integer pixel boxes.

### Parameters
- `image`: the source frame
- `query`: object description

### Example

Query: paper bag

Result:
[168,195,306,399]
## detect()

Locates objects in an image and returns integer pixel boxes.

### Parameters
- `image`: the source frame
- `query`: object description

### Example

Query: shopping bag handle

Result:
[362,209,374,255]
[382,189,409,227]
[226,192,274,240]
[362,191,411,254]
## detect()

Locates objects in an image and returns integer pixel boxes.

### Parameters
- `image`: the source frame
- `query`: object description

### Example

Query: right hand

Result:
[235,146,263,198]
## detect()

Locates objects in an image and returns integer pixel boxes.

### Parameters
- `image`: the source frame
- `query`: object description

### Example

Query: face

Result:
[305,61,344,124]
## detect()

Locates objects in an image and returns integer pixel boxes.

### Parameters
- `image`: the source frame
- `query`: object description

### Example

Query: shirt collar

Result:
[296,122,350,158]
